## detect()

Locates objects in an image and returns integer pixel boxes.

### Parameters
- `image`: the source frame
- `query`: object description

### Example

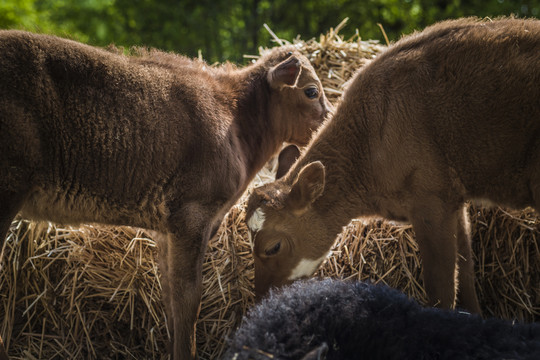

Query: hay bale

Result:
[1,20,539,359]
[317,206,540,322]
[254,18,385,104]
[0,222,167,359]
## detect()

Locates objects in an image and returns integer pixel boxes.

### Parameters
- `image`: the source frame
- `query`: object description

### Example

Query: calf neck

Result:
[247,17,540,312]
[0,31,330,358]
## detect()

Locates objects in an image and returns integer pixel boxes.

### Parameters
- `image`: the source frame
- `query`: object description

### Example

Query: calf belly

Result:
[19,185,167,230]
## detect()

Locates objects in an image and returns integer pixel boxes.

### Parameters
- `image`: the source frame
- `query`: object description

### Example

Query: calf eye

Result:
[304,87,319,99]
[265,242,281,256]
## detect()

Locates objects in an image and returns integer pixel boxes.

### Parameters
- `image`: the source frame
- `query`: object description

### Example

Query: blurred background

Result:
[1,0,539,63]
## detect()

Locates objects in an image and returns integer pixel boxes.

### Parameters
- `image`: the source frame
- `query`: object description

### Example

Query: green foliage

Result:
[0,0,539,62]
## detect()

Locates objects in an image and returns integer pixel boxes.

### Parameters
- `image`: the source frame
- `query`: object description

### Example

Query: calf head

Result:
[263,48,332,146]
[246,159,332,299]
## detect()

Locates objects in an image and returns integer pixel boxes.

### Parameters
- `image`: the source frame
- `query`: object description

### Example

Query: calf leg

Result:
[159,200,224,359]
[0,191,26,247]
[0,192,28,359]
[157,221,221,356]
[166,230,208,360]
[455,205,481,314]
[410,200,460,309]
[532,167,540,213]
[153,231,173,350]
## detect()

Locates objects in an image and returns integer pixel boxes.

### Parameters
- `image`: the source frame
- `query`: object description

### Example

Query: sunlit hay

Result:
[317,206,540,322]
[0,221,167,359]
[251,18,385,104]
[470,206,540,321]
[1,20,539,360]
[0,208,254,360]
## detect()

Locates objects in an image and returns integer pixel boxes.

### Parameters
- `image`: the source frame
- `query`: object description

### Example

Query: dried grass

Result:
[1,20,539,359]
[317,206,540,322]
[256,17,385,104]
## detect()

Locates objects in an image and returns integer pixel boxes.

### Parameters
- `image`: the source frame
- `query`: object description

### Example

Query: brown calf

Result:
[246,17,540,313]
[0,31,331,359]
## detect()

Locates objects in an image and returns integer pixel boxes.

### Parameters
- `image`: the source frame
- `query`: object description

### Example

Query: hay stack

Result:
[1,21,539,360]
[318,206,540,321]
[253,18,385,104]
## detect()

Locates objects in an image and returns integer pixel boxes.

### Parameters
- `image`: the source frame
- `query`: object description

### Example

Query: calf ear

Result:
[301,343,328,360]
[267,56,301,88]
[276,145,301,180]
[287,161,325,212]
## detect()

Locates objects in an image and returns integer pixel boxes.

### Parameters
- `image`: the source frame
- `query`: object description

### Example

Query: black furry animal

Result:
[224,279,540,360]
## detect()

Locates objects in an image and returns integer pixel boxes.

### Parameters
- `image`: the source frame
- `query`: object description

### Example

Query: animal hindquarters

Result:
[0,153,34,249]
[0,102,40,245]
[0,132,34,360]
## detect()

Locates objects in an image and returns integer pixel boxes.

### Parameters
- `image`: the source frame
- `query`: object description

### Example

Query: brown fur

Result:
[0,30,331,359]
[247,17,540,313]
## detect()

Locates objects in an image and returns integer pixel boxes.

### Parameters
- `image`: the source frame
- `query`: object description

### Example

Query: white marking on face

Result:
[247,207,266,233]
[287,252,330,281]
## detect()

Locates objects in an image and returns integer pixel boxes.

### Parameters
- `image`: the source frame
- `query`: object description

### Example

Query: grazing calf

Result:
[224,279,540,360]
[0,31,331,359]
[246,17,540,313]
